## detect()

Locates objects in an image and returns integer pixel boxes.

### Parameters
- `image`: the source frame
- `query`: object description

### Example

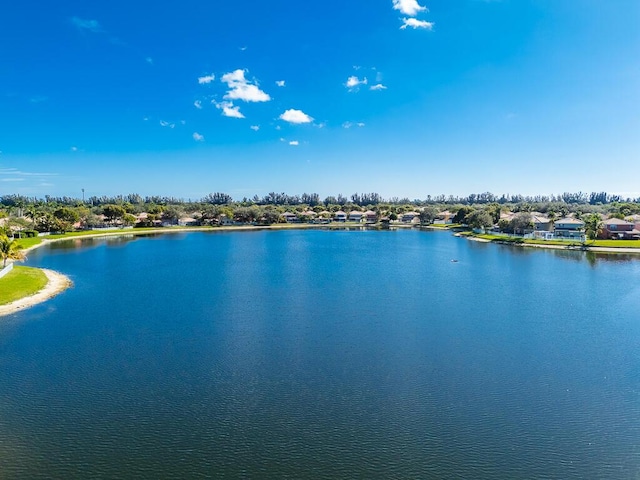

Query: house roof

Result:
[349,210,363,215]
[334,211,347,215]
[556,217,585,225]
[364,210,376,215]
[281,212,297,217]
[531,215,550,224]
[604,218,634,226]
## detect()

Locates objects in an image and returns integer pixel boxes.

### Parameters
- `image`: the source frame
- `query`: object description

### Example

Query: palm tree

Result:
[0,235,25,268]
[584,213,603,243]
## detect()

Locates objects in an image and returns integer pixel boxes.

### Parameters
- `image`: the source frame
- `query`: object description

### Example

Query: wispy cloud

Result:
[276,80,286,87]
[221,69,271,103]
[250,125,260,131]
[392,0,427,16]
[342,122,366,129]
[1,178,25,182]
[400,18,434,30]
[279,109,313,124]
[198,74,215,85]
[345,76,368,91]
[160,120,175,128]
[0,168,57,177]
[194,100,202,109]
[215,101,245,119]
[289,140,299,146]
[370,84,388,91]
[70,16,102,33]
[193,132,205,142]
[146,57,154,65]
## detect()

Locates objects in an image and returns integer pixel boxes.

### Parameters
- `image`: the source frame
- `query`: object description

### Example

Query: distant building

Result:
[601,218,640,239]
[554,217,585,239]
[348,211,364,222]
[334,211,347,222]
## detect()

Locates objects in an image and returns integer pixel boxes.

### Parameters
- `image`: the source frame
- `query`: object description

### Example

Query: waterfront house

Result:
[601,218,640,239]
[300,211,317,223]
[531,215,553,232]
[401,212,420,224]
[554,217,585,239]
[434,211,454,225]
[281,212,298,223]
[349,211,364,223]
[316,211,332,224]
[178,216,198,227]
[364,210,377,223]
[334,211,347,222]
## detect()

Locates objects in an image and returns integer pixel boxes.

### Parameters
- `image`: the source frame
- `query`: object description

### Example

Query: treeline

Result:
[1,190,638,208]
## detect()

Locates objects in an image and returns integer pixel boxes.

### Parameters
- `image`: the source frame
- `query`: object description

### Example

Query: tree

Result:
[453,206,474,224]
[584,213,603,242]
[102,204,127,224]
[53,207,80,232]
[202,192,233,205]
[509,212,533,235]
[419,206,438,225]
[0,234,25,268]
[466,210,493,231]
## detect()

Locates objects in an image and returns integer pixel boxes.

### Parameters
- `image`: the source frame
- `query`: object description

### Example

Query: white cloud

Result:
[215,101,245,119]
[289,141,299,146]
[400,18,434,30]
[392,0,427,16]
[370,83,388,91]
[250,125,260,131]
[221,69,271,102]
[70,146,78,152]
[70,17,102,33]
[198,74,215,85]
[194,100,202,109]
[343,122,366,129]
[146,57,153,65]
[193,132,204,142]
[345,76,368,90]
[357,122,366,127]
[160,120,175,128]
[279,109,313,124]
[0,168,57,177]
[276,80,286,87]
[1,178,25,182]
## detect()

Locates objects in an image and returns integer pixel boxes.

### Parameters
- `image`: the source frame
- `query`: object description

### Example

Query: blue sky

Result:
[1,0,638,200]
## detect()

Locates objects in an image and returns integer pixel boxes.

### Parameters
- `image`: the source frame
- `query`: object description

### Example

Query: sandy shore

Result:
[0,269,72,317]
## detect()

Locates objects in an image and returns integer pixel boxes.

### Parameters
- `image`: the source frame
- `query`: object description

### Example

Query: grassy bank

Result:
[472,233,640,249]
[0,266,48,306]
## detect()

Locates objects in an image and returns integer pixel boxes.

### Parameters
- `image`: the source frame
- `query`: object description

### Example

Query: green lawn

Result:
[0,266,48,305]
[474,234,640,249]
[590,240,640,248]
[15,237,43,249]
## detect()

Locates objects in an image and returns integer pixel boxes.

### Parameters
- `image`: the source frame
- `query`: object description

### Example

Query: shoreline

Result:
[21,224,640,256]
[6,225,639,316]
[0,269,73,318]
[462,233,640,254]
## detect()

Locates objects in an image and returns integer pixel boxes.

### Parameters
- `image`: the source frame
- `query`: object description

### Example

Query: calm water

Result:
[1,230,639,479]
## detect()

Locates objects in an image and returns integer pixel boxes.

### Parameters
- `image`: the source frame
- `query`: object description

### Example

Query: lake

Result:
[1,229,639,479]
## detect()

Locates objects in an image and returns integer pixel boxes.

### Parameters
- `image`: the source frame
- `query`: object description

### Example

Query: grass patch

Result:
[15,237,43,249]
[0,266,48,305]
[590,240,640,248]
